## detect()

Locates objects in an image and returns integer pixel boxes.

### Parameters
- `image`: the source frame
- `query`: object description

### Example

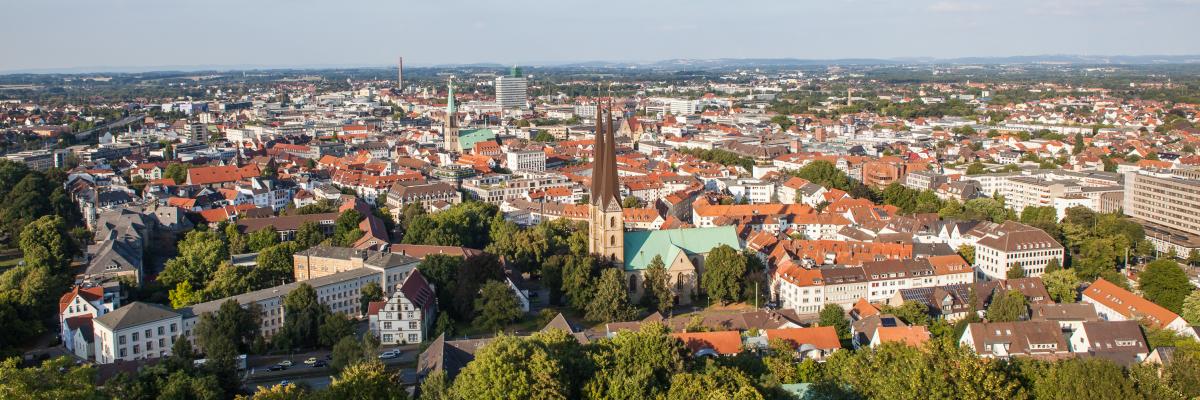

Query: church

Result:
[587,99,740,306]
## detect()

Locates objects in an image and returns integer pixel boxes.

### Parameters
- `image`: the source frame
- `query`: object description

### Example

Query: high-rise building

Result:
[397,56,404,93]
[495,65,528,109]
[589,99,624,263]
[443,77,460,152]
[1123,169,1200,255]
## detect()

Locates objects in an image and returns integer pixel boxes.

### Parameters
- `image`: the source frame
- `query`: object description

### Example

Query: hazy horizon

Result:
[4,0,1200,73]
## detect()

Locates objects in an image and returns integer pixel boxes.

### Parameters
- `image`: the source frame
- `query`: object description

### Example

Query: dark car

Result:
[268,364,288,372]
[312,360,327,368]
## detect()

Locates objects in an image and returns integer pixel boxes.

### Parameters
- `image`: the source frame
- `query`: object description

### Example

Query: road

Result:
[243,344,420,392]
[73,113,145,141]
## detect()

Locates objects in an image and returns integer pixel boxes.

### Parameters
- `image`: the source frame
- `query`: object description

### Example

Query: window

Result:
[133,345,140,354]
[132,332,139,341]
[145,329,152,338]
[119,349,126,358]
[119,335,127,345]
[383,322,392,330]
[409,321,418,330]
[159,338,164,348]
[408,334,418,342]
[158,326,165,335]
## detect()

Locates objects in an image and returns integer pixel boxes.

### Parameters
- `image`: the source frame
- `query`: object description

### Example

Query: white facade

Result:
[505,150,546,172]
[495,76,528,109]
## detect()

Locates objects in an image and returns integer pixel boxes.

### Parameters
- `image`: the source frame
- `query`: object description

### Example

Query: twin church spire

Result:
[590,98,621,212]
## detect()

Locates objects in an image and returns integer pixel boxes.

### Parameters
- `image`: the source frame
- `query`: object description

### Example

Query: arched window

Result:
[610,235,616,246]
[609,216,616,228]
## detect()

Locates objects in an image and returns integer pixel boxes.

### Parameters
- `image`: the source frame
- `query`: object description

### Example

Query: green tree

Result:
[417,255,461,317]
[159,230,229,289]
[888,301,930,326]
[203,262,252,301]
[319,313,356,348]
[417,370,450,400]
[583,323,685,400]
[1042,269,1080,303]
[324,360,408,400]
[957,245,976,265]
[164,163,190,184]
[1045,258,1062,273]
[246,228,280,252]
[330,336,366,372]
[1139,259,1192,313]
[195,299,260,355]
[18,216,73,269]
[701,244,746,305]
[473,281,524,332]
[224,223,248,255]
[253,242,300,289]
[169,281,203,309]
[1181,290,1200,324]
[0,357,102,400]
[561,255,597,312]
[666,365,765,400]
[295,221,326,249]
[450,253,505,320]
[1029,358,1138,400]
[278,283,328,349]
[986,289,1028,322]
[641,255,674,313]
[1006,263,1026,279]
[586,268,636,323]
[359,282,383,315]
[333,209,365,247]
[449,335,567,400]
[818,340,1024,399]
[818,303,850,339]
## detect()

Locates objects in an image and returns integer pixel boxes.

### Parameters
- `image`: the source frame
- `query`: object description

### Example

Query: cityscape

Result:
[3,1,1200,399]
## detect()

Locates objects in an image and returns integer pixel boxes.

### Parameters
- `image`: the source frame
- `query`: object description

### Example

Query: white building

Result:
[973,221,1064,280]
[1082,278,1197,338]
[59,284,121,360]
[369,269,437,345]
[505,150,546,172]
[495,70,528,109]
[93,302,183,364]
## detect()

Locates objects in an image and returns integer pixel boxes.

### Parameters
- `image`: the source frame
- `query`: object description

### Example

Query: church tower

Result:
[443,76,461,153]
[589,99,624,264]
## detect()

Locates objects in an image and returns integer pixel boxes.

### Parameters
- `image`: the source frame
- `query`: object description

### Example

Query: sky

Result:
[3,0,1200,72]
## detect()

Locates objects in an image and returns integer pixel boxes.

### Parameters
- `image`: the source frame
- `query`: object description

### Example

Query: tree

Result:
[473,281,524,332]
[586,268,636,323]
[666,365,765,400]
[1140,259,1192,313]
[1182,291,1200,324]
[224,223,248,255]
[561,255,597,312]
[359,282,383,315]
[986,289,1028,322]
[889,301,930,326]
[641,255,674,313]
[817,340,1024,400]
[1045,258,1062,273]
[278,283,328,349]
[319,313,356,348]
[417,370,450,400]
[0,357,102,400]
[450,335,567,400]
[246,228,280,252]
[204,262,252,301]
[164,163,190,184]
[1006,263,1026,279]
[957,245,976,265]
[330,336,366,372]
[819,303,850,339]
[1030,358,1138,400]
[324,360,407,400]
[253,242,300,289]
[1042,269,1080,303]
[195,300,260,356]
[333,209,365,247]
[621,196,642,209]
[169,281,203,309]
[19,216,73,269]
[701,244,746,305]
[295,221,325,249]
[450,253,505,320]
[762,338,800,384]
[159,230,229,289]
[583,323,685,400]
[966,162,986,175]
[417,255,461,317]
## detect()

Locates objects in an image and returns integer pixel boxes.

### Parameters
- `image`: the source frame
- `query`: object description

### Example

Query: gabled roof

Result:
[1083,278,1181,329]
[764,326,841,350]
[875,326,931,347]
[623,226,740,271]
[398,269,436,310]
[673,331,743,355]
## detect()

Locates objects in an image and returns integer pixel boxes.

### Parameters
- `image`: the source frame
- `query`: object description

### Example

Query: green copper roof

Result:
[458,128,496,151]
[623,226,740,271]
[447,77,456,114]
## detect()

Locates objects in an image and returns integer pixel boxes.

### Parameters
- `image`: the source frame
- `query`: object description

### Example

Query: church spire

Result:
[590,98,620,211]
[446,76,458,128]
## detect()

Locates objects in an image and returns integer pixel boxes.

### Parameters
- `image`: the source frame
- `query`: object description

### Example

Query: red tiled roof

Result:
[673,331,743,355]
[764,327,841,350]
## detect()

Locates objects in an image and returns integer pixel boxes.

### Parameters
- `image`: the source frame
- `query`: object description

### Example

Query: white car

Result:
[378,350,401,360]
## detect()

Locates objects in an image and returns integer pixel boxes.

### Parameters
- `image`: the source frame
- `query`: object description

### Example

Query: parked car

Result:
[268,364,287,372]
[279,380,290,386]
[278,360,293,367]
[303,357,318,366]
[311,360,327,368]
[378,350,401,359]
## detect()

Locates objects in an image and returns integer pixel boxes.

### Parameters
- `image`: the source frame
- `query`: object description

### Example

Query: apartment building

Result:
[505,150,546,172]
[771,255,973,315]
[93,302,183,365]
[293,245,420,291]
[1123,168,1200,255]
[973,221,1064,280]
[1082,278,1196,338]
[385,180,462,215]
[1003,177,1081,214]
[959,321,1070,359]
[461,172,571,204]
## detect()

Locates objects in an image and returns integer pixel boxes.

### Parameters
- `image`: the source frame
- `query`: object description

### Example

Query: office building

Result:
[495,66,528,109]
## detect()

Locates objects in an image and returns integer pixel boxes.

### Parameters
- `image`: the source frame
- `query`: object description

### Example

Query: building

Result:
[588,99,625,264]
[1082,278,1196,338]
[4,149,67,171]
[959,321,1071,359]
[505,150,546,172]
[1070,320,1150,365]
[292,245,421,293]
[495,66,528,109]
[92,302,183,364]
[1123,169,1200,255]
[59,284,121,360]
[369,269,437,345]
[443,76,461,152]
[385,180,462,215]
[973,221,1064,280]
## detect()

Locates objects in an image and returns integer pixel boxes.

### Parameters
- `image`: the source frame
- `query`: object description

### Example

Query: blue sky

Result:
[3,0,1199,71]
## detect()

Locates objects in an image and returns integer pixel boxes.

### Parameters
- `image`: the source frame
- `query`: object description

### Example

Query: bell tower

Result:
[443,76,461,153]
[589,98,624,264]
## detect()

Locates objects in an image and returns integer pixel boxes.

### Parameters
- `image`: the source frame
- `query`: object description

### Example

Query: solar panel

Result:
[881,317,897,327]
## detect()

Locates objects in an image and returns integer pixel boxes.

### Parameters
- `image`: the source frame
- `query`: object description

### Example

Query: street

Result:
[243,344,420,392]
